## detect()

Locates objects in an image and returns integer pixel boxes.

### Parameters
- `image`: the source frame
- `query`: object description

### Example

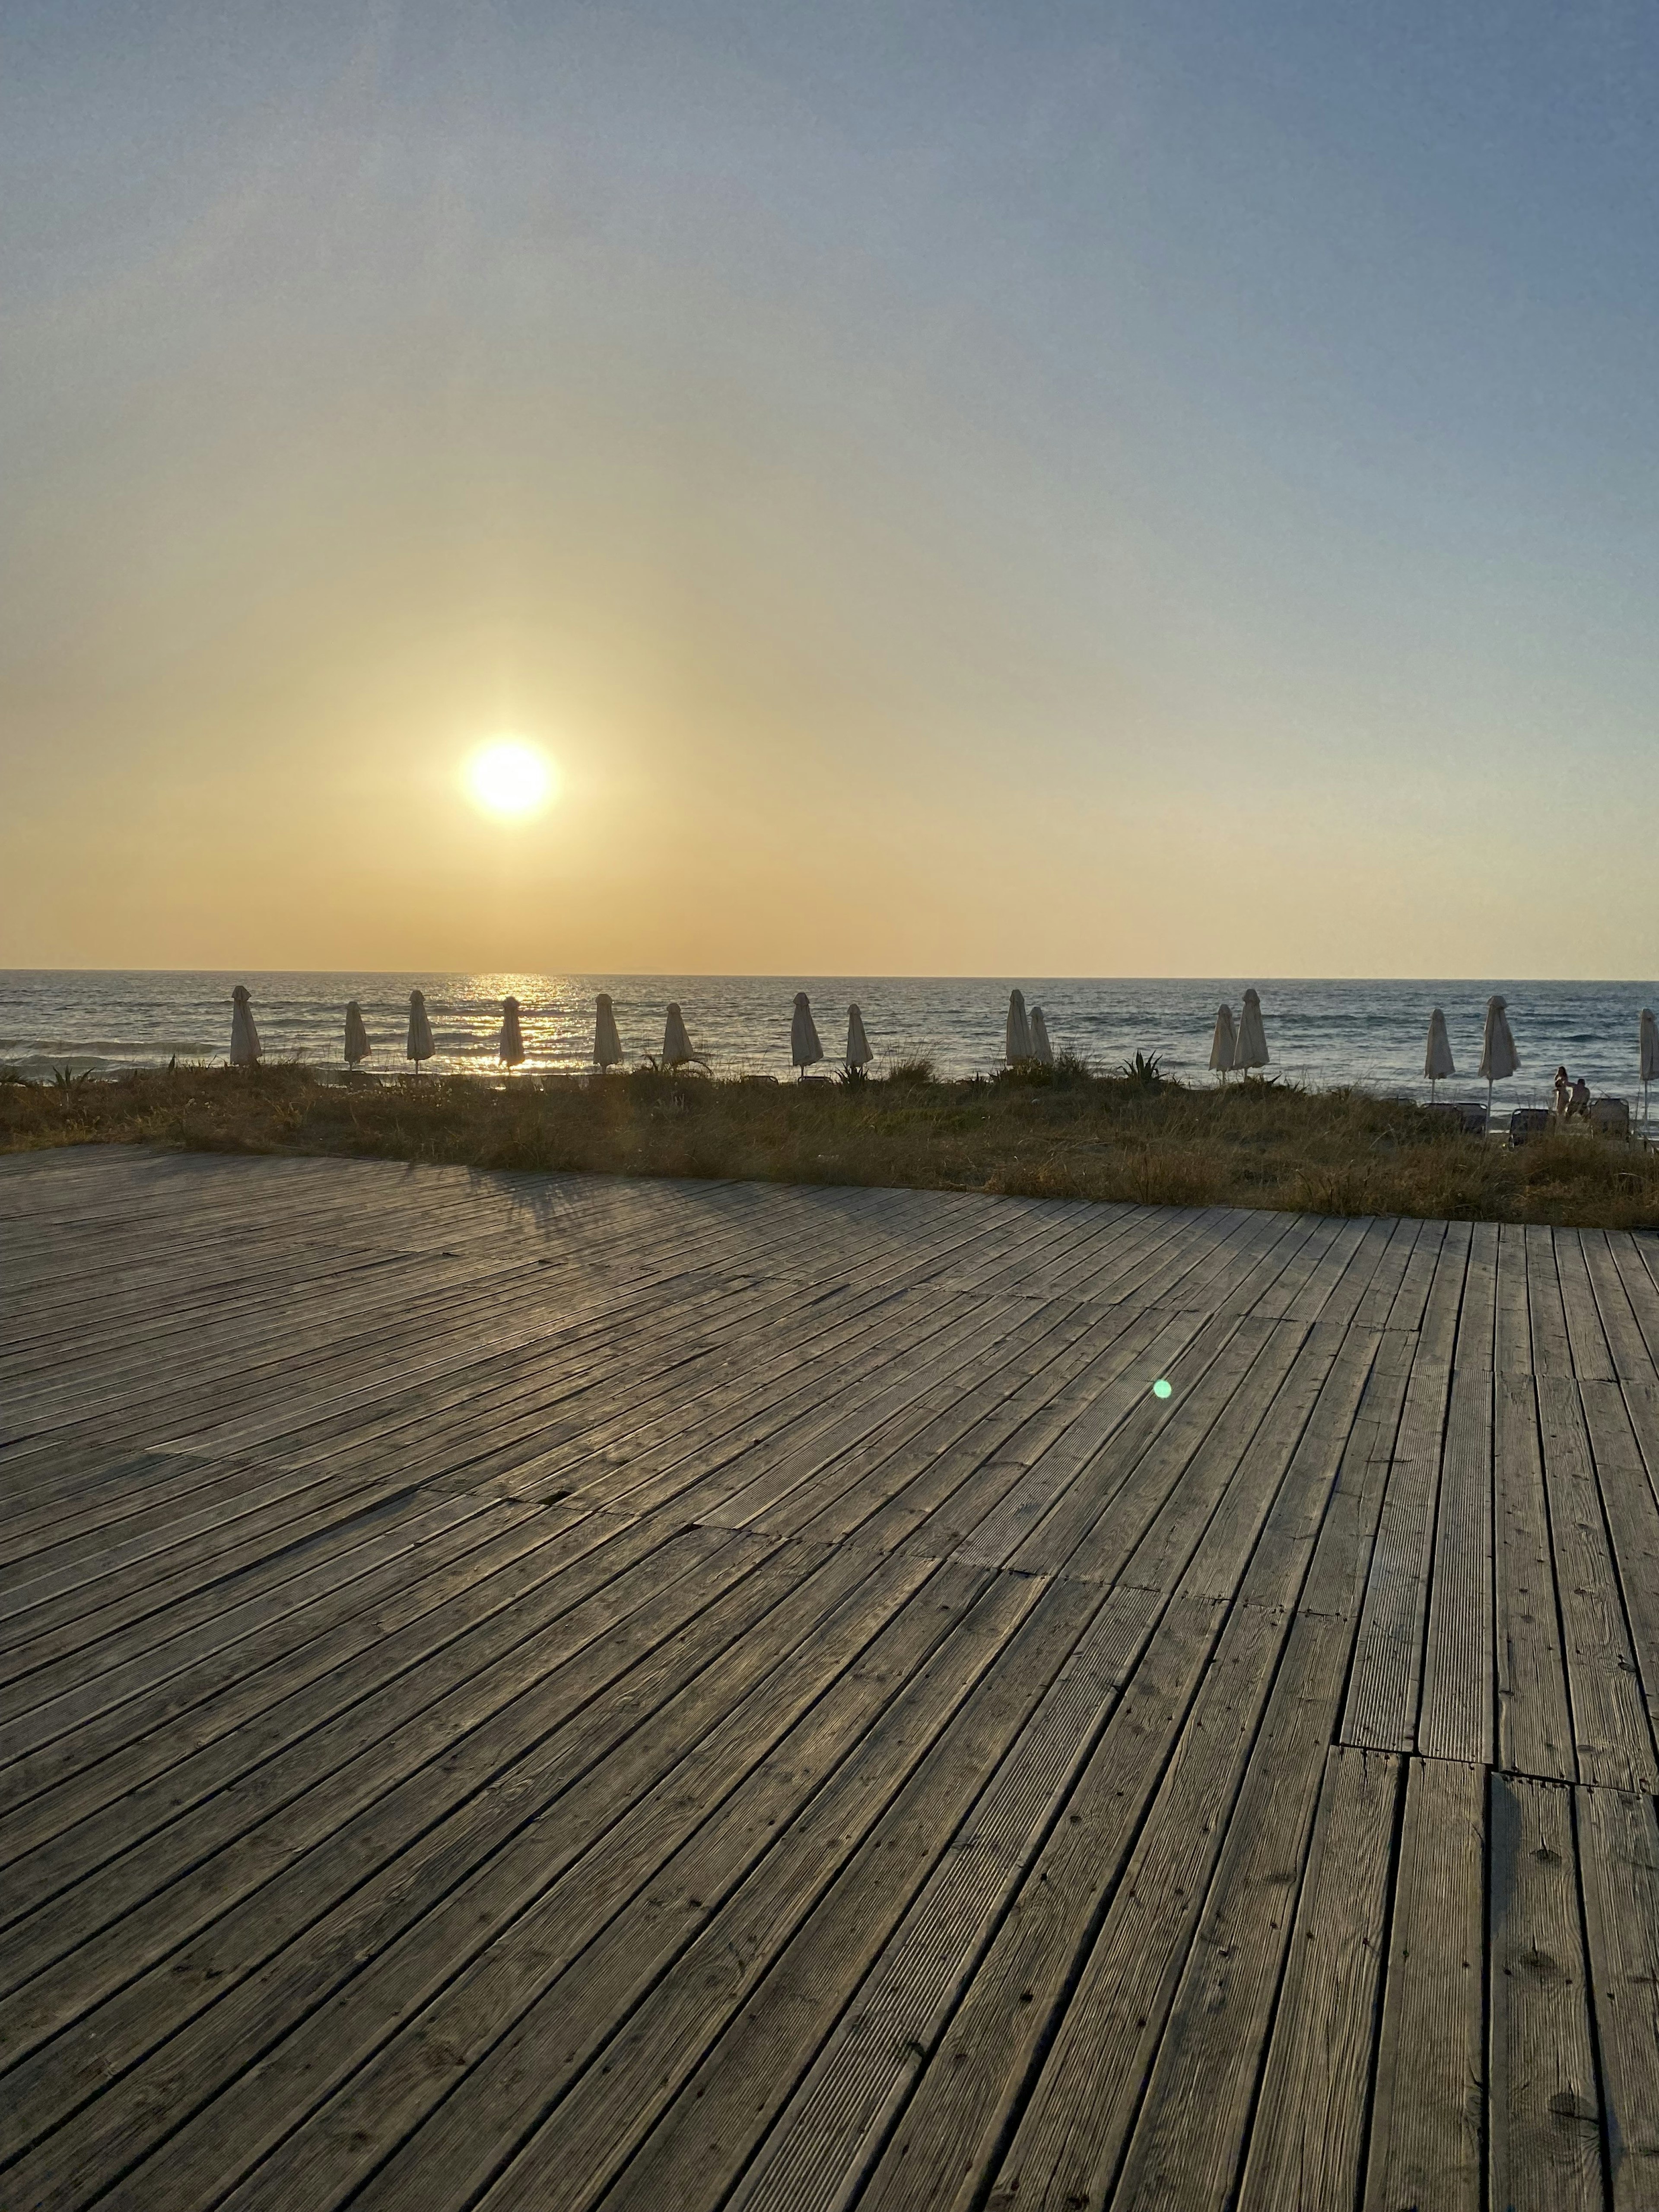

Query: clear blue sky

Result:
[4,3,1657,973]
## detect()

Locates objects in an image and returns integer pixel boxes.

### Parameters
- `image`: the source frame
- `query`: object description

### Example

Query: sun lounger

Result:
[1591,1096,1631,1138]
[1509,1107,1552,1147]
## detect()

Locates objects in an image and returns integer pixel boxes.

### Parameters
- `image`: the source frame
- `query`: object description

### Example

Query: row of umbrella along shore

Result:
[228,984,1226,1075]
[223,983,1659,1103]
[229,985,891,1074]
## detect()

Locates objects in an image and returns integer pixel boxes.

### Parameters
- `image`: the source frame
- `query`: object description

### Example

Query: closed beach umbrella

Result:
[1030,1007,1055,1066]
[498,995,525,1068]
[229,984,261,1067]
[1640,1007,1659,1130]
[594,992,623,1070]
[1235,988,1269,1073]
[1209,1004,1236,1079]
[1006,989,1033,1065]
[344,1001,370,1068]
[407,988,435,1071]
[1478,993,1519,1133]
[1424,1007,1455,1095]
[846,1004,873,1071]
[663,1002,694,1068]
[791,992,824,1075]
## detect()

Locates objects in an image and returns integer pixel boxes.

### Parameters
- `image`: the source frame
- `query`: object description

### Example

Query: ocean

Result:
[4,971,1657,1107]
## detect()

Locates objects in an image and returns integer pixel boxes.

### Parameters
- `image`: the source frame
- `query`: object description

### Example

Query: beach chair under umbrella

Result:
[1006,989,1033,1065]
[1641,1008,1659,1134]
[499,995,525,1069]
[407,988,435,1074]
[344,1001,370,1069]
[594,993,623,1071]
[229,984,261,1067]
[1424,1007,1454,1099]
[845,1004,873,1073]
[1030,1007,1055,1065]
[1478,994,1519,1133]
[1235,988,1269,1074]
[663,1002,696,1068]
[1209,1004,1236,1081]
[791,992,824,1077]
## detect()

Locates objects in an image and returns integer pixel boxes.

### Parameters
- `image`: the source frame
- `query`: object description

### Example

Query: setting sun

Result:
[463,740,557,822]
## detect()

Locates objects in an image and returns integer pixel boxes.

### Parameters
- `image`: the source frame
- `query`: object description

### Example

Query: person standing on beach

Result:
[1554,1066,1570,1122]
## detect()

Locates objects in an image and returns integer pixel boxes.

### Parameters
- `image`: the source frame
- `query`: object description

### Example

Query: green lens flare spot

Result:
[1152,1378,1173,1401]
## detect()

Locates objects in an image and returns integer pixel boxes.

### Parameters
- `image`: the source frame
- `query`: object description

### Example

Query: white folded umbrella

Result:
[663,1002,694,1067]
[1209,1004,1236,1077]
[407,988,435,1070]
[791,992,824,1074]
[1424,1007,1455,1092]
[229,985,261,1066]
[1029,1007,1055,1065]
[1006,989,1033,1064]
[1234,988,1269,1072]
[1478,993,1519,1131]
[499,995,525,1068]
[344,1001,370,1068]
[594,993,623,1069]
[845,1004,873,1070]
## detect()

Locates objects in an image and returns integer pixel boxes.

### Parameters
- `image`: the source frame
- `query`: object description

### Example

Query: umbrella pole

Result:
[1486,1077,1494,1137]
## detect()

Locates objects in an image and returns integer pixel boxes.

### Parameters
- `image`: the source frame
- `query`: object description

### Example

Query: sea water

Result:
[4,972,1656,1107]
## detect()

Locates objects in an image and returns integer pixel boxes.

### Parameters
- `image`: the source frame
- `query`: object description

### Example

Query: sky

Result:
[4,1,1659,976]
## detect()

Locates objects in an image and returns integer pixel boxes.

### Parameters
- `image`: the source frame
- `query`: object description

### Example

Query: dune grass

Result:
[5,1057,1659,1228]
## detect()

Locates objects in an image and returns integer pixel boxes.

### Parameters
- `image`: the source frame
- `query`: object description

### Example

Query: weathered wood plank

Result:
[1418,1363,1495,1765]
[1363,1754,1486,2212]
[1487,1770,1604,2212]
[1237,1745,1401,2212]
[1576,1783,1659,2208]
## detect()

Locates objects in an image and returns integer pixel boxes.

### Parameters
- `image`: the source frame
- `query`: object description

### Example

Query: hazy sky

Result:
[5,2,1659,975]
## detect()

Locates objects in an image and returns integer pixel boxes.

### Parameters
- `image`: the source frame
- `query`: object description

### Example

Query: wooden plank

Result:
[1106,1608,1362,2211]
[1363,1754,1485,2212]
[1494,1375,1576,1782]
[1414,1215,1471,1359]
[850,1593,1228,2212]
[0,1519,760,2057]
[1578,1230,1656,1381]
[946,1600,1297,2212]
[1236,1745,1402,2212]
[1383,1216,1447,1336]
[621,1581,1164,2212]
[1526,1223,1577,1378]
[1487,1770,1605,2212]
[1341,1347,1453,1752]
[1417,1364,1495,1765]
[1578,1379,1659,1751]
[1456,1219,1500,1370]
[1576,1783,1659,2208]
[271,1567,1036,2212]
[1537,1376,1657,1791]
[1495,1221,1533,1374]
[23,1545,976,2212]
[1556,1230,1619,1381]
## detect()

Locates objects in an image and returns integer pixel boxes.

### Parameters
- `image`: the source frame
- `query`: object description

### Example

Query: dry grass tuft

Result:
[5,1061,1659,1228]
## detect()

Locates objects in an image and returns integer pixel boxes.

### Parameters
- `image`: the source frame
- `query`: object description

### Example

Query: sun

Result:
[463,739,558,821]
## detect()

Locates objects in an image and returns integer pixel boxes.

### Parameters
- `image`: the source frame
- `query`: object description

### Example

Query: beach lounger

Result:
[1509,1107,1551,1147]
[1591,1096,1631,1138]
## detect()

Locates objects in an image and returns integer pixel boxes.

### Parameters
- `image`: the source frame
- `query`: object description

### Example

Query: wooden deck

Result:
[3,1147,1659,2212]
